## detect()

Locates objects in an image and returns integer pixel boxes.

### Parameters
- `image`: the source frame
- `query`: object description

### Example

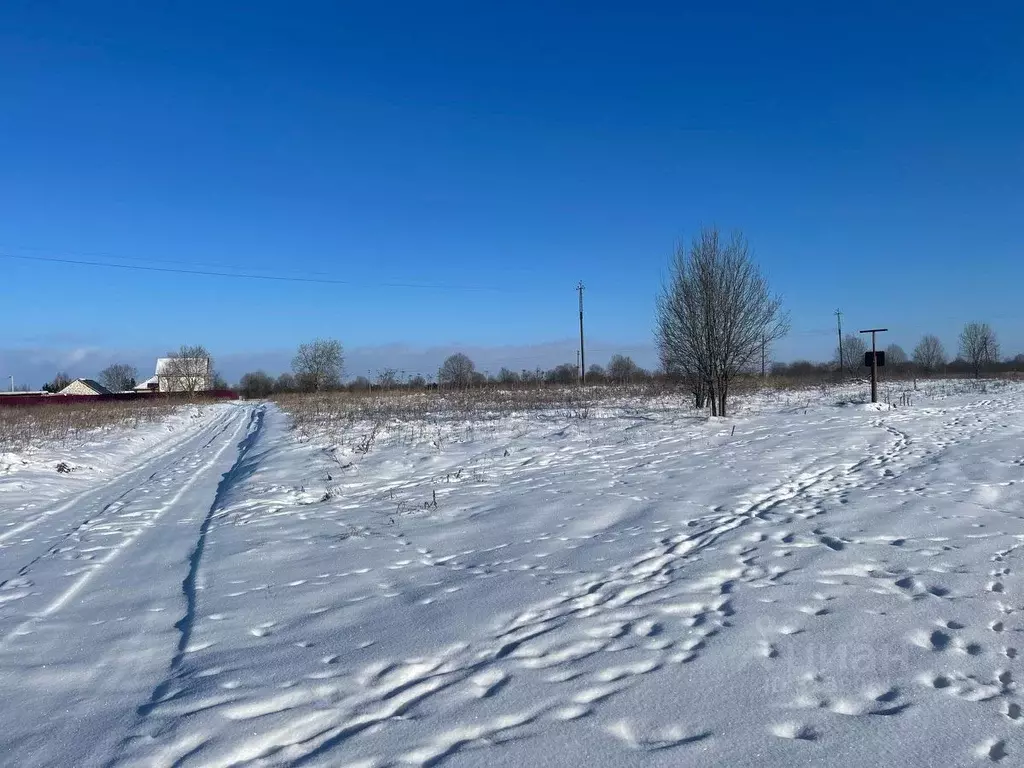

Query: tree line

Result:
[237,340,656,399]
[802,322,1016,379]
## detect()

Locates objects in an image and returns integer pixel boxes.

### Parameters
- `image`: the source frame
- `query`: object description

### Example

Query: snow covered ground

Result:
[3,381,1024,766]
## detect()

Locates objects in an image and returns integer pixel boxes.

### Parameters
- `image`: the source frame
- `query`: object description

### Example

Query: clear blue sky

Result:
[1,1,1022,384]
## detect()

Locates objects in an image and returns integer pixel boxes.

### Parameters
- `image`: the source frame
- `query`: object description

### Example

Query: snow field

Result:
[2,380,1024,766]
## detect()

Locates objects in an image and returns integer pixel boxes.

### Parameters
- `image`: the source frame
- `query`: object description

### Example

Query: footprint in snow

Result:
[771,722,819,741]
[911,629,951,652]
[606,720,711,751]
[975,738,1008,762]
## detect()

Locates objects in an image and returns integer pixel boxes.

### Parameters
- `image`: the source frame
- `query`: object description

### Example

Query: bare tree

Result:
[520,368,543,386]
[98,363,138,392]
[545,363,578,385]
[239,371,274,399]
[835,334,867,375]
[376,368,399,389]
[656,227,789,416]
[160,345,213,395]
[292,338,344,392]
[884,344,907,367]
[273,372,298,393]
[438,353,475,388]
[912,334,946,373]
[607,354,642,384]
[586,364,607,384]
[959,322,999,378]
[349,375,372,391]
[42,372,73,393]
[497,367,520,385]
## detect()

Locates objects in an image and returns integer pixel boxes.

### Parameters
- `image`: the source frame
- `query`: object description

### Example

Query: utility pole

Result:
[761,336,766,378]
[859,327,888,403]
[835,309,844,374]
[577,281,586,386]
[8,375,12,392]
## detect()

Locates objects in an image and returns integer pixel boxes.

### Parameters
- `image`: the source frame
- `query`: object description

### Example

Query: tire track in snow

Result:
[0,405,263,768]
[0,408,252,650]
[0,409,240,628]
[137,406,266,717]
[0,406,236,546]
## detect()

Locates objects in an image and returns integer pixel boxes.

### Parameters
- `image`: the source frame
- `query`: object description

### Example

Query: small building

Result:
[58,379,113,396]
[134,375,160,393]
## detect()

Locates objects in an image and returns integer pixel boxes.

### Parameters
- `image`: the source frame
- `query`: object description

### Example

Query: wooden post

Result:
[860,328,888,404]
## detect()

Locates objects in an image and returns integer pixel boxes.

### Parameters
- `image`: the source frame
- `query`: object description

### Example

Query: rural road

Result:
[0,403,263,768]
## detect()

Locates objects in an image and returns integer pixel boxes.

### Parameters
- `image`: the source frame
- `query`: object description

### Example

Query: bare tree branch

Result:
[912,335,946,373]
[160,345,213,396]
[656,227,789,416]
[836,335,866,375]
[439,353,475,388]
[959,323,999,378]
[98,363,139,392]
[292,339,344,392]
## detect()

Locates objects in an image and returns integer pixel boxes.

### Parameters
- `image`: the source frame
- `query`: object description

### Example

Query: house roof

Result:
[59,378,113,396]
[134,375,159,390]
[155,357,211,375]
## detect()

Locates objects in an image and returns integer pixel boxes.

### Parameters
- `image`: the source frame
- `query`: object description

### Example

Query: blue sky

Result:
[1,1,1022,385]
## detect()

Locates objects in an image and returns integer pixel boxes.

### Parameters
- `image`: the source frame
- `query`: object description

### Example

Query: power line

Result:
[1,243,338,278]
[0,252,523,293]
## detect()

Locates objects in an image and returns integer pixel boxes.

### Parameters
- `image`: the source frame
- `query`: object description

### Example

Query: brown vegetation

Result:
[0,399,177,453]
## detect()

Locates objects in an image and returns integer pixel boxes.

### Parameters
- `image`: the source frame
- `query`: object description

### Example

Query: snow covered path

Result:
[4,386,1024,767]
[0,403,262,767]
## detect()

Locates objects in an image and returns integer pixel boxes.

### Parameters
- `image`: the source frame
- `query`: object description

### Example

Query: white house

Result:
[58,379,113,396]
[154,357,212,393]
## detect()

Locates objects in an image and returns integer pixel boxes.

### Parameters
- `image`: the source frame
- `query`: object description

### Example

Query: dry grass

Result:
[275,383,694,453]
[0,400,178,453]
[274,375,1020,457]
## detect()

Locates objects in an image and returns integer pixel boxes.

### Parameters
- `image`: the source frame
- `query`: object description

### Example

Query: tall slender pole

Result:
[871,332,878,403]
[761,336,766,378]
[860,328,888,404]
[577,281,586,386]
[835,309,844,373]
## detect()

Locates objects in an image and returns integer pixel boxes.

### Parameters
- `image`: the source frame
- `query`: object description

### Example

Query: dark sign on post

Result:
[864,351,886,367]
